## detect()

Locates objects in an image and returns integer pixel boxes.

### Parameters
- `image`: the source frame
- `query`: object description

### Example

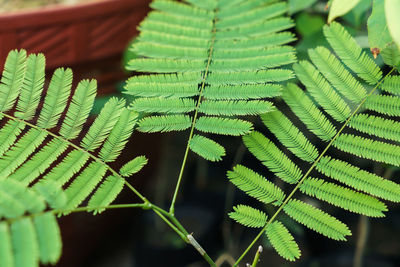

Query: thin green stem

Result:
[169,20,217,215]
[251,246,263,267]
[233,68,396,266]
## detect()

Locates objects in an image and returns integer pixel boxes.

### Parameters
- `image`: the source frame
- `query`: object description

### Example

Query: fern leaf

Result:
[0,129,47,178]
[209,53,296,71]
[11,218,39,267]
[227,165,285,205]
[120,156,148,177]
[37,68,72,129]
[151,0,213,19]
[381,75,400,95]
[203,84,281,100]
[138,115,192,133]
[0,180,45,214]
[199,100,273,116]
[300,178,387,217]
[283,83,337,141]
[216,2,287,29]
[133,41,208,60]
[214,32,295,49]
[59,79,97,140]
[42,150,89,186]
[125,76,200,98]
[33,213,62,264]
[195,116,253,136]
[9,139,68,185]
[0,121,24,157]
[88,175,125,214]
[348,114,400,143]
[0,49,27,112]
[333,134,400,167]
[64,162,107,212]
[33,181,67,210]
[0,222,13,267]
[15,53,45,120]
[243,131,302,184]
[99,109,138,162]
[189,135,225,162]
[131,97,196,113]
[229,205,268,228]
[126,0,295,160]
[316,156,400,202]
[261,110,319,162]
[308,47,367,102]
[216,17,294,39]
[81,98,124,151]
[323,22,382,84]
[266,221,301,261]
[206,69,293,84]
[283,199,351,241]
[293,61,351,122]
[364,95,400,116]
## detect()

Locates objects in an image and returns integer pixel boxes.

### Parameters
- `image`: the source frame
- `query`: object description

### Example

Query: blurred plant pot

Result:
[0,0,149,70]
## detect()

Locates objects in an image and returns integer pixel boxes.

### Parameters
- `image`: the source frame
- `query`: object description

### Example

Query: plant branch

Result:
[169,18,218,215]
[233,67,396,266]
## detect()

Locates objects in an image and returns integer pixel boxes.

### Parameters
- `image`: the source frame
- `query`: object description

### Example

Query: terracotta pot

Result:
[0,0,150,70]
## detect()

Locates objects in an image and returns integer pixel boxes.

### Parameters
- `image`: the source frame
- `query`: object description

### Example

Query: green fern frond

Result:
[323,22,382,84]
[364,95,400,116]
[333,134,400,167]
[348,114,400,143]
[300,178,387,217]
[199,100,273,116]
[59,79,97,140]
[131,97,196,113]
[283,83,337,141]
[195,116,253,136]
[120,156,148,177]
[203,84,282,100]
[229,205,268,228]
[316,156,400,202]
[33,213,62,264]
[293,60,351,122]
[243,131,302,184]
[227,165,285,205]
[138,115,192,132]
[88,175,124,214]
[37,68,72,129]
[15,54,45,120]
[266,221,300,261]
[189,135,225,162]
[283,199,351,241]
[261,110,319,163]
[125,0,296,161]
[308,47,367,103]
[381,75,400,95]
[0,49,148,266]
[0,50,27,112]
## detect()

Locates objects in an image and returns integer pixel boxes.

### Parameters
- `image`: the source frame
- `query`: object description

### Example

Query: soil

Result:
[0,0,104,12]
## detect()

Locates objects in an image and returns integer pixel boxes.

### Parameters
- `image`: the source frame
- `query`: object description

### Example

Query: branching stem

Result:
[169,16,218,215]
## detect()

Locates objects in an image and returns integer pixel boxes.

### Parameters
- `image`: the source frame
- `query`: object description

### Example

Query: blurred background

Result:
[0,0,399,266]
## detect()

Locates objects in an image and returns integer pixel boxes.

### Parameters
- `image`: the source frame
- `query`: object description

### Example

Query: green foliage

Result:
[228,22,400,261]
[125,0,296,161]
[266,221,300,261]
[367,0,392,54]
[0,49,147,267]
[385,0,400,49]
[328,0,361,23]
